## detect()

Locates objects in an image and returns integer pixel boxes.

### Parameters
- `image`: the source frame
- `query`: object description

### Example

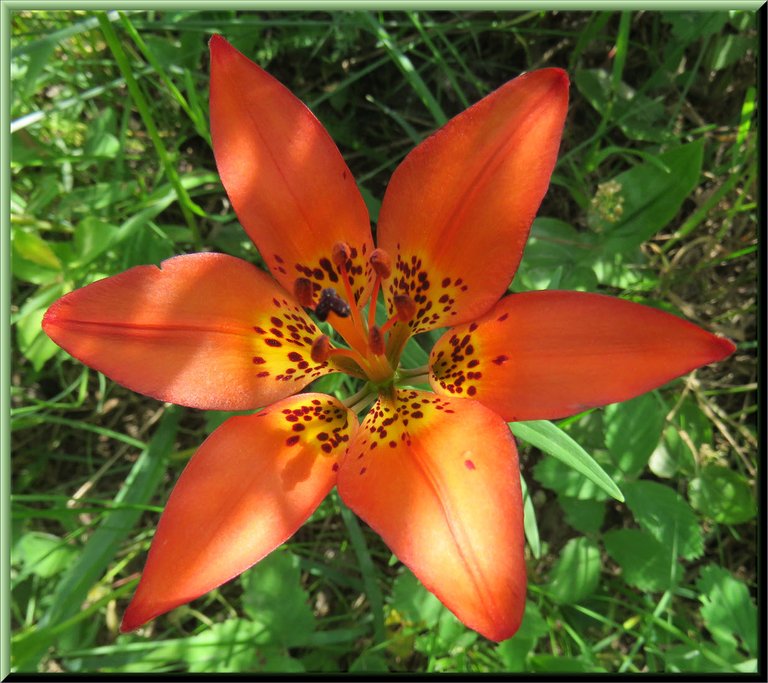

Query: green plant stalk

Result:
[117,12,209,142]
[339,500,387,645]
[96,12,204,249]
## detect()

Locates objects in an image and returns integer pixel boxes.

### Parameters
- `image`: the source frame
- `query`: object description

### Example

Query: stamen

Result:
[294,277,315,308]
[381,294,417,334]
[333,242,367,342]
[315,288,351,322]
[369,325,385,356]
[367,248,392,331]
[393,295,417,322]
[311,334,331,363]
[369,248,391,279]
[332,242,351,268]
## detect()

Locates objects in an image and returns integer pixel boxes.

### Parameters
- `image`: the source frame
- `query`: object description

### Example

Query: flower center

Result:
[295,242,416,386]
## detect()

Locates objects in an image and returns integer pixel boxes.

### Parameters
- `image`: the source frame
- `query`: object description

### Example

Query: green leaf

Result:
[604,393,665,479]
[521,474,541,559]
[575,68,667,142]
[495,601,548,672]
[688,465,756,525]
[512,420,623,502]
[391,567,444,627]
[558,496,606,534]
[623,480,703,560]
[603,528,679,591]
[662,12,729,42]
[241,549,316,646]
[530,654,600,672]
[597,140,704,253]
[545,537,601,604]
[73,217,119,268]
[697,564,757,657]
[12,229,63,283]
[13,409,180,671]
[14,532,79,579]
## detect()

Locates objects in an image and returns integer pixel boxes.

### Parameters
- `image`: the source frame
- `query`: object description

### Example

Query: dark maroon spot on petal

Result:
[265,338,282,347]
[493,355,509,365]
[498,313,509,322]
[252,356,266,364]
[332,462,340,472]
[286,435,300,447]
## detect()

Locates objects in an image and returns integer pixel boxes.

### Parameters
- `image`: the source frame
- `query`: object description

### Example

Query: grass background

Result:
[10,8,759,674]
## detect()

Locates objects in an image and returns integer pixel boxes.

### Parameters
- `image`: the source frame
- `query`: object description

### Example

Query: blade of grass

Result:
[118,12,209,142]
[363,12,447,126]
[339,499,386,645]
[96,12,204,249]
[13,406,180,671]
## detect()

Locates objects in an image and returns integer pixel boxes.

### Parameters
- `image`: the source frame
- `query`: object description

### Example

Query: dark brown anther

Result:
[294,278,315,308]
[315,288,351,321]
[370,248,392,279]
[369,325,385,356]
[332,242,351,269]
[393,294,417,322]
[311,335,331,363]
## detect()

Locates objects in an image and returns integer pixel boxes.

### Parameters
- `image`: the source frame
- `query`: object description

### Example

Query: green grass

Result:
[10,9,758,674]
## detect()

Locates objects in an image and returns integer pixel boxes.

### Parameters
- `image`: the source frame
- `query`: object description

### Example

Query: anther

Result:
[311,335,331,363]
[393,295,417,322]
[315,287,351,322]
[332,242,351,268]
[294,277,315,308]
[369,326,385,356]
[370,248,392,279]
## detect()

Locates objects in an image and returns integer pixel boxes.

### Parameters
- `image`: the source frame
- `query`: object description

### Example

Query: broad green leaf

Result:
[603,528,679,591]
[708,33,754,71]
[604,393,666,479]
[16,305,60,370]
[13,532,79,579]
[512,420,623,502]
[558,496,606,534]
[530,654,601,672]
[662,11,730,42]
[545,537,601,604]
[623,480,703,560]
[574,68,667,142]
[241,550,315,646]
[73,217,119,268]
[349,651,389,672]
[391,567,444,627]
[596,140,704,253]
[496,601,548,672]
[12,229,61,270]
[688,465,756,525]
[697,564,757,657]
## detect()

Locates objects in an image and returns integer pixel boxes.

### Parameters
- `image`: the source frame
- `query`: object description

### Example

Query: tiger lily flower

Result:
[42,35,735,642]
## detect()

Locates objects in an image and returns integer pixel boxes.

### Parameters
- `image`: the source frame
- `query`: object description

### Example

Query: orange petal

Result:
[42,253,334,410]
[337,389,525,641]
[121,393,357,632]
[430,291,736,421]
[377,69,569,333]
[209,35,374,305]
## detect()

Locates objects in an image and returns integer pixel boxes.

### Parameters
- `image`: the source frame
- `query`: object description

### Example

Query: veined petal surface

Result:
[43,253,333,410]
[430,291,736,421]
[121,393,357,631]
[210,35,374,304]
[337,390,525,641]
[377,69,569,333]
